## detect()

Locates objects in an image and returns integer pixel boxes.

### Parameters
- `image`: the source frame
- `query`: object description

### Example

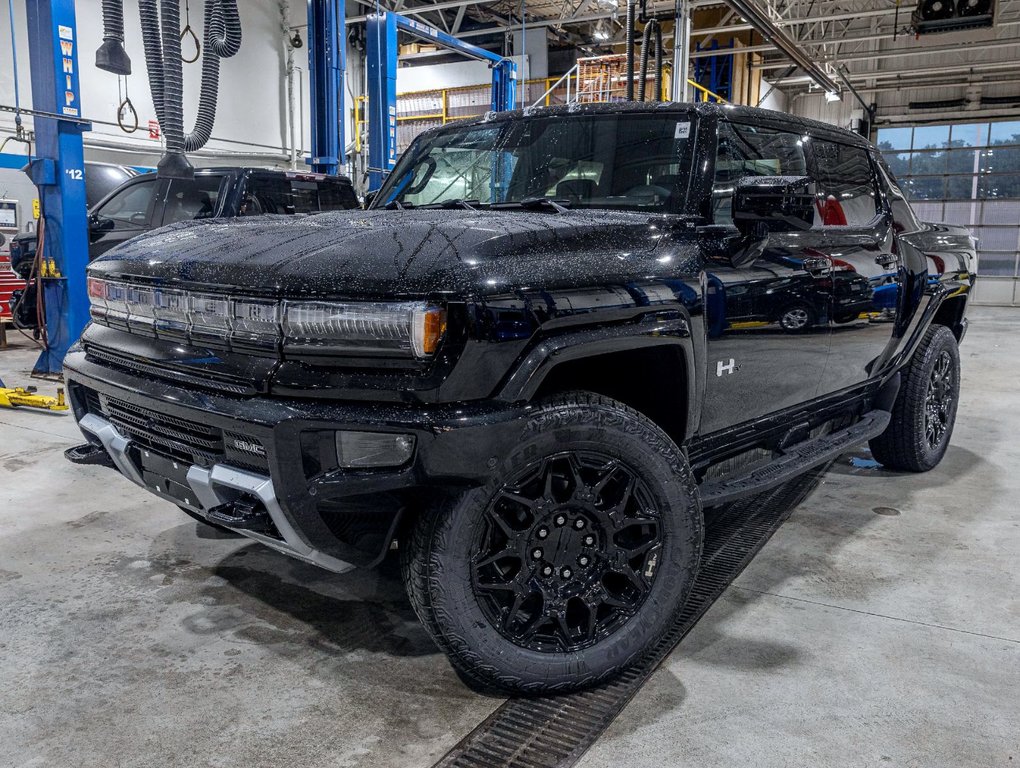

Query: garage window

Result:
[877,120,1020,304]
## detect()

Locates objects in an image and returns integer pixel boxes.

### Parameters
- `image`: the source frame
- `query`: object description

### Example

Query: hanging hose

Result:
[653,21,663,101]
[101,0,242,177]
[625,0,636,100]
[96,0,132,75]
[637,18,663,102]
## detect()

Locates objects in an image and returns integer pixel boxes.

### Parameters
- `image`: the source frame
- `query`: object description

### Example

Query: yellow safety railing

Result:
[687,79,728,104]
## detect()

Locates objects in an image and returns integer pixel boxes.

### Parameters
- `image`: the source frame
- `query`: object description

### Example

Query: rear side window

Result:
[810,140,880,227]
[242,176,358,215]
[713,121,808,226]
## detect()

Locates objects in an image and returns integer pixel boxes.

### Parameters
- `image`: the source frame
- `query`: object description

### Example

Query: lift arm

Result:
[364,11,517,191]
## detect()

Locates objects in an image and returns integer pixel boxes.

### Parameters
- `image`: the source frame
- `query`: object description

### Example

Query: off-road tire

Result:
[401,391,703,693]
[869,324,960,472]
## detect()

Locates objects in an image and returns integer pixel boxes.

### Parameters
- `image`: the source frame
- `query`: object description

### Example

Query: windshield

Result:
[377,111,697,213]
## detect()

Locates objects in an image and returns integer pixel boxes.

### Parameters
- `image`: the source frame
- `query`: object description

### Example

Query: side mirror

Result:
[0,232,5,247]
[362,189,378,209]
[732,176,815,240]
[88,214,115,242]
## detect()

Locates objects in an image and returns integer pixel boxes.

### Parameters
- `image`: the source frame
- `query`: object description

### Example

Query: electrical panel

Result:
[913,0,995,34]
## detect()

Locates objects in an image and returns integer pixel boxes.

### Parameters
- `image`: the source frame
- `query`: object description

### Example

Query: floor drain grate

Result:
[432,469,826,768]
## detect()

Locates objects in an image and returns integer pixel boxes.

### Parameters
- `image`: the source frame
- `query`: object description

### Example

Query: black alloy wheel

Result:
[870,324,960,472]
[402,392,702,693]
[925,350,954,450]
[472,451,662,653]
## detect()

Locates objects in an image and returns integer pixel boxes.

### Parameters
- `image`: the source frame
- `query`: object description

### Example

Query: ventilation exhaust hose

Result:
[99,0,242,178]
[625,0,636,101]
[96,0,132,75]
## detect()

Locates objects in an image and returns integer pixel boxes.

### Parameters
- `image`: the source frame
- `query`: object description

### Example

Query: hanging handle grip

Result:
[118,96,139,133]
[180,24,201,63]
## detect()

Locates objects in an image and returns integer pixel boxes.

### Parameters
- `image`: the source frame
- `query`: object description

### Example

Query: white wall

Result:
[757,78,786,114]
[0,0,320,169]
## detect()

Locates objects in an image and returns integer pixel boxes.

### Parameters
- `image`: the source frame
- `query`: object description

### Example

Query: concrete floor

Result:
[1,308,1017,768]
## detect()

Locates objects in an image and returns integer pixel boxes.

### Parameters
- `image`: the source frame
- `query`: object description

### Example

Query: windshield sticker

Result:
[675,122,691,139]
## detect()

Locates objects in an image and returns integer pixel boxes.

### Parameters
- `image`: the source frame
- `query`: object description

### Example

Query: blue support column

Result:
[365,12,517,192]
[25,0,92,375]
[365,12,398,192]
[307,0,345,174]
[491,59,517,112]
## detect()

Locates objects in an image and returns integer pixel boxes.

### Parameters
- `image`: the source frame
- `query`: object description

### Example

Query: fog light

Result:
[335,431,415,468]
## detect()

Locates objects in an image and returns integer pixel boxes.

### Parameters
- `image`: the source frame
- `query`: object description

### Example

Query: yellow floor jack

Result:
[0,375,69,412]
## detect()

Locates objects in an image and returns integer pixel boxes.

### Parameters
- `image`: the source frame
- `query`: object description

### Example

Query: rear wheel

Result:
[778,303,816,332]
[869,325,960,472]
[402,392,702,693]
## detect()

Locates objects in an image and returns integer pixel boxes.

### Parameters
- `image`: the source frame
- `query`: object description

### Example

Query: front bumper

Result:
[64,348,531,572]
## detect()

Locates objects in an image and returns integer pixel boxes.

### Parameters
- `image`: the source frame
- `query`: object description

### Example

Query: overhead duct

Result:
[97,0,242,179]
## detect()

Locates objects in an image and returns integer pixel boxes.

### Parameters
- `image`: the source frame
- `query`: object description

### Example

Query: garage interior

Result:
[1,0,1018,765]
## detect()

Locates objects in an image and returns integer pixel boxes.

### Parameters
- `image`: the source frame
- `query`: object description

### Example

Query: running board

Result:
[698,409,891,507]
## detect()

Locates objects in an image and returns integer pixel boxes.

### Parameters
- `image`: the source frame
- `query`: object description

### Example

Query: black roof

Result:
[431,100,872,148]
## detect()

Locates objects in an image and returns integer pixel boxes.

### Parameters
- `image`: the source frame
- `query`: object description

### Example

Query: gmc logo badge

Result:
[231,438,266,457]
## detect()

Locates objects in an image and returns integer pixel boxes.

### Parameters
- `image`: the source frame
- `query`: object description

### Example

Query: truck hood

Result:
[88,208,671,298]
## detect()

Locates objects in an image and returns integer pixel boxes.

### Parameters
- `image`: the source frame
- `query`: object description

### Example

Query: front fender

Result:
[494,312,701,443]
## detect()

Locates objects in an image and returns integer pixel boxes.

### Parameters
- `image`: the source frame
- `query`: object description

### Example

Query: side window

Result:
[810,140,880,227]
[243,177,360,214]
[713,122,808,226]
[94,179,159,229]
[163,175,225,225]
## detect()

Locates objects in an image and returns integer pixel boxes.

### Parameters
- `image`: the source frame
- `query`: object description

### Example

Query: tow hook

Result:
[206,498,276,533]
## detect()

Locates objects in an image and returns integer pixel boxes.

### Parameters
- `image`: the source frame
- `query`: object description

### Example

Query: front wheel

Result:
[402,392,703,693]
[869,325,961,471]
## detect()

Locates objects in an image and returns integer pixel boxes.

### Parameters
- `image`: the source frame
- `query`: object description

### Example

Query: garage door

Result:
[876,120,1020,306]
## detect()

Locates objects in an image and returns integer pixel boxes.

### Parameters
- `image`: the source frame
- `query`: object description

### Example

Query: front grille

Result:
[77,385,269,472]
[102,396,225,462]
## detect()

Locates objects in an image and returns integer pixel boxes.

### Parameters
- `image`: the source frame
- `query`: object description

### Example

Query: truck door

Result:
[88,176,164,260]
[699,121,833,434]
[808,138,901,395]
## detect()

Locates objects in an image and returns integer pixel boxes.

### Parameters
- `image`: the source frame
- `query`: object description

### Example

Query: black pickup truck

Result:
[64,103,974,693]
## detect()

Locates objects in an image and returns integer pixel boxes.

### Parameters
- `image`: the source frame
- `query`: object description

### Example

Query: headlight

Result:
[283,301,446,357]
[85,277,446,359]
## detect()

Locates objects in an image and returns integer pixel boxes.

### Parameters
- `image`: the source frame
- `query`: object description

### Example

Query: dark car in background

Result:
[9,168,359,330]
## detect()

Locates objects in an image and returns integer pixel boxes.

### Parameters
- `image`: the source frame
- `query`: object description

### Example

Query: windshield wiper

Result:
[492,197,571,214]
[419,198,479,211]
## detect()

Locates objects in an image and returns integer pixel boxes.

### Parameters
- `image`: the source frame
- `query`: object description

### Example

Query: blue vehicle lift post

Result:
[307,0,346,174]
[364,12,516,191]
[24,0,91,375]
